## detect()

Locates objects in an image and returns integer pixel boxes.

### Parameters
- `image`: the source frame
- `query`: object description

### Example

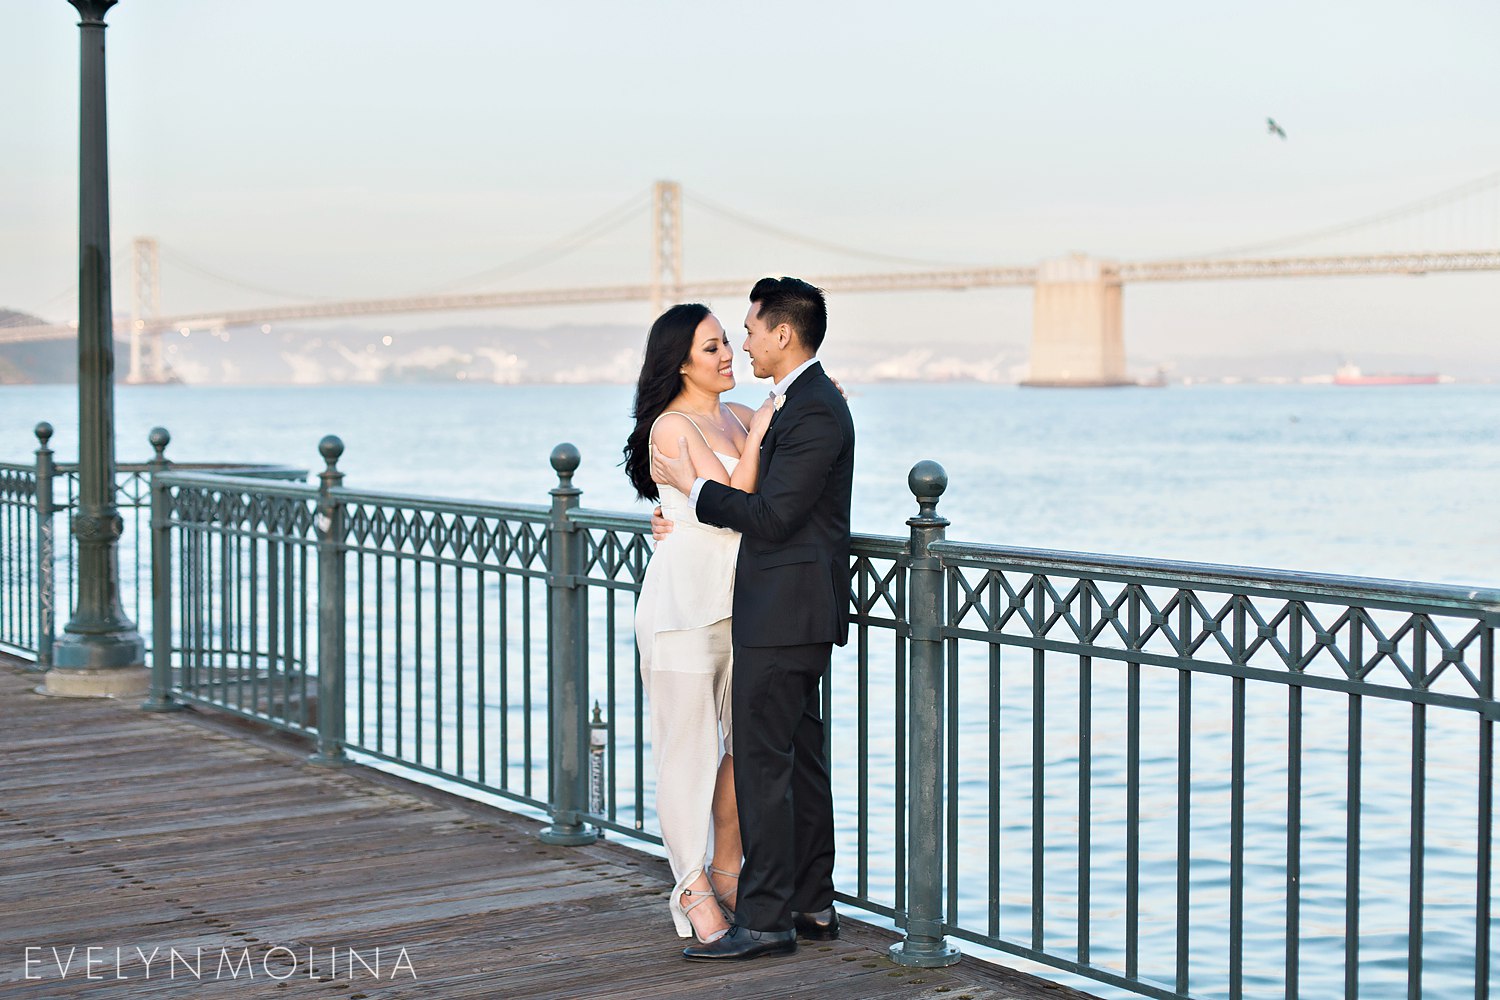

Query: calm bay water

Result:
[3,381,1496,585]
[2,381,1495,999]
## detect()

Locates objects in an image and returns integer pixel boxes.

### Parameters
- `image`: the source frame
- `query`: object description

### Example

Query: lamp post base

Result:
[42,665,149,699]
[888,938,962,968]
[45,629,147,697]
[538,823,599,846]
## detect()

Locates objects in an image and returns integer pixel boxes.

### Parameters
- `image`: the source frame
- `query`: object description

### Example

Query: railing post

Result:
[34,422,56,671]
[309,435,347,766]
[540,443,596,845]
[141,427,180,712]
[891,460,961,967]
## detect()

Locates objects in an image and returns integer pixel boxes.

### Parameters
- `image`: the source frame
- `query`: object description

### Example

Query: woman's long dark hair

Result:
[624,303,711,500]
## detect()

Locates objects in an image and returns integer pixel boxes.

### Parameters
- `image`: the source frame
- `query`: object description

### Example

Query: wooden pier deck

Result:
[0,658,1095,999]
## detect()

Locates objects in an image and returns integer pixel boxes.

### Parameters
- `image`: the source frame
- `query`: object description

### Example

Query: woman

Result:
[624,303,774,943]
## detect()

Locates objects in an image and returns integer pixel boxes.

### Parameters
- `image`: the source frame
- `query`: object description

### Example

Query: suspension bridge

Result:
[4,174,1499,386]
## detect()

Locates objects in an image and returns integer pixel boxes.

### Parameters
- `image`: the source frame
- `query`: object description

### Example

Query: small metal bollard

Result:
[588,700,608,825]
[33,422,56,672]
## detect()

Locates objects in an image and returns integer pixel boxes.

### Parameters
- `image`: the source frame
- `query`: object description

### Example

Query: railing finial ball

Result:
[908,460,948,504]
[34,421,53,445]
[551,442,581,478]
[148,426,170,458]
[318,434,345,470]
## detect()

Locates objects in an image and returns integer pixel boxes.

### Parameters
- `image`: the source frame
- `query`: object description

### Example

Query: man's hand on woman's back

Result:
[651,506,673,542]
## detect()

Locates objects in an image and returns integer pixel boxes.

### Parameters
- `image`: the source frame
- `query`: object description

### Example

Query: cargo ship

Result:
[1333,363,1440,386]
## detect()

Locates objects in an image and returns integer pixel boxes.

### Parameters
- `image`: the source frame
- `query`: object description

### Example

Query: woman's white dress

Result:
[634,415,740,926]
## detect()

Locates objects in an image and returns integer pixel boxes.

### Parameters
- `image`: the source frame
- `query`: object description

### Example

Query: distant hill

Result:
[0,310,80,385]
[0,308,44,327]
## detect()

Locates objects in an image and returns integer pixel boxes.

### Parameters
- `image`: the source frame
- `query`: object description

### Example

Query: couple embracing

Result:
[624,277,855,961]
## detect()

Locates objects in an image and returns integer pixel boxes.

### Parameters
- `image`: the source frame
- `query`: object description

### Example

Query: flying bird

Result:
[1267,117,1287,140]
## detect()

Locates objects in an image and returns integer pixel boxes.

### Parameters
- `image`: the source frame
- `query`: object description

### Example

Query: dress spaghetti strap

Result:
[652,410,714,449]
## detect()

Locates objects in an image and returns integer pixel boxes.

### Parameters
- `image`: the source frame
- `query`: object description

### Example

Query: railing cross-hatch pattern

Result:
[851,547,905,624]
[579,524,652,590]
[940,555,1499,714]
[344,502,550,571]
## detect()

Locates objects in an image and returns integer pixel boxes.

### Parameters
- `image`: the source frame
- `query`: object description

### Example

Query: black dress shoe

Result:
[682,925,796,961]
[792,906,840,941]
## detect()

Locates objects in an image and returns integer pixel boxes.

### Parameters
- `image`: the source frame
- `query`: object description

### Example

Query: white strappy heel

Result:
[669,882,729,943]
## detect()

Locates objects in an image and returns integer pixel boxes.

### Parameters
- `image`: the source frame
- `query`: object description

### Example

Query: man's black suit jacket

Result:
[696,363,854,649]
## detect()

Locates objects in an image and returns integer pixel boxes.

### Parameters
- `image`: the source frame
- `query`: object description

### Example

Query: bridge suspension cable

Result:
[2,249,131,326]
[684,191,978,268]
[427,189,651,293]
[150,191,656,309]
[158,244,333,303]
[1187,169,1500,259]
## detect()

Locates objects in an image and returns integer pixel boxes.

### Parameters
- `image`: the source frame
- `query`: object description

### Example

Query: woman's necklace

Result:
[678,401,729,433]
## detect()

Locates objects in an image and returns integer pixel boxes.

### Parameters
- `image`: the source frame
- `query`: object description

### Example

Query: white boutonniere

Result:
[774,394,785,412]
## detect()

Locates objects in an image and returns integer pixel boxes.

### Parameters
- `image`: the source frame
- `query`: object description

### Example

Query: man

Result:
[651,276,855,961]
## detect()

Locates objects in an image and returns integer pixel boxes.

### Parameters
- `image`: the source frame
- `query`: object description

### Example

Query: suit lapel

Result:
[767,363,821,435]
[761,362,823,453]
[766,401,785,437]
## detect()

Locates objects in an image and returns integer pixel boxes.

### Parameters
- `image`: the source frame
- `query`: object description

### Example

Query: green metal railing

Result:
[4,428,1497,999]
[0,423,303,668]
[0,424,58,662]
[924,519,1499,998]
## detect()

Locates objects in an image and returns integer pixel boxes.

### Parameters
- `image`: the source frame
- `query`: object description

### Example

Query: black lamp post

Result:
[46,0,147,697]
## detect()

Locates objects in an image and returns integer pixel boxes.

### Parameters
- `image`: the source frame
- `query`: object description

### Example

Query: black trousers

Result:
[731,641,836,932]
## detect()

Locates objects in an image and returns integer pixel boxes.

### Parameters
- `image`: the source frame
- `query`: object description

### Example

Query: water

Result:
[3,381,1496,999]
[4,381,1496,586]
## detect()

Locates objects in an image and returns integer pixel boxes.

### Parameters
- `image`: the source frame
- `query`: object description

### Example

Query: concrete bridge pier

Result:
[1022,254,1131,387]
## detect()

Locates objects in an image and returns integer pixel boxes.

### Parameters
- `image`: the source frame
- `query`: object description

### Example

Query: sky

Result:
[3,1,1498,371]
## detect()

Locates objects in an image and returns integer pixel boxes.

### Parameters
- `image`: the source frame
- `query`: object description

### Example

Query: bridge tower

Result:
[127,236,161,384]
[650,180,683,318]
[1022,254,1130,387]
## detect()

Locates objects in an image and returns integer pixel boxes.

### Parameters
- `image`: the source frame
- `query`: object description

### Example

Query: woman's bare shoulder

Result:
[649,411,700,451]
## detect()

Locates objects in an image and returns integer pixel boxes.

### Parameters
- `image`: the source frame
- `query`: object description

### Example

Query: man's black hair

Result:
[750,276,827,353]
